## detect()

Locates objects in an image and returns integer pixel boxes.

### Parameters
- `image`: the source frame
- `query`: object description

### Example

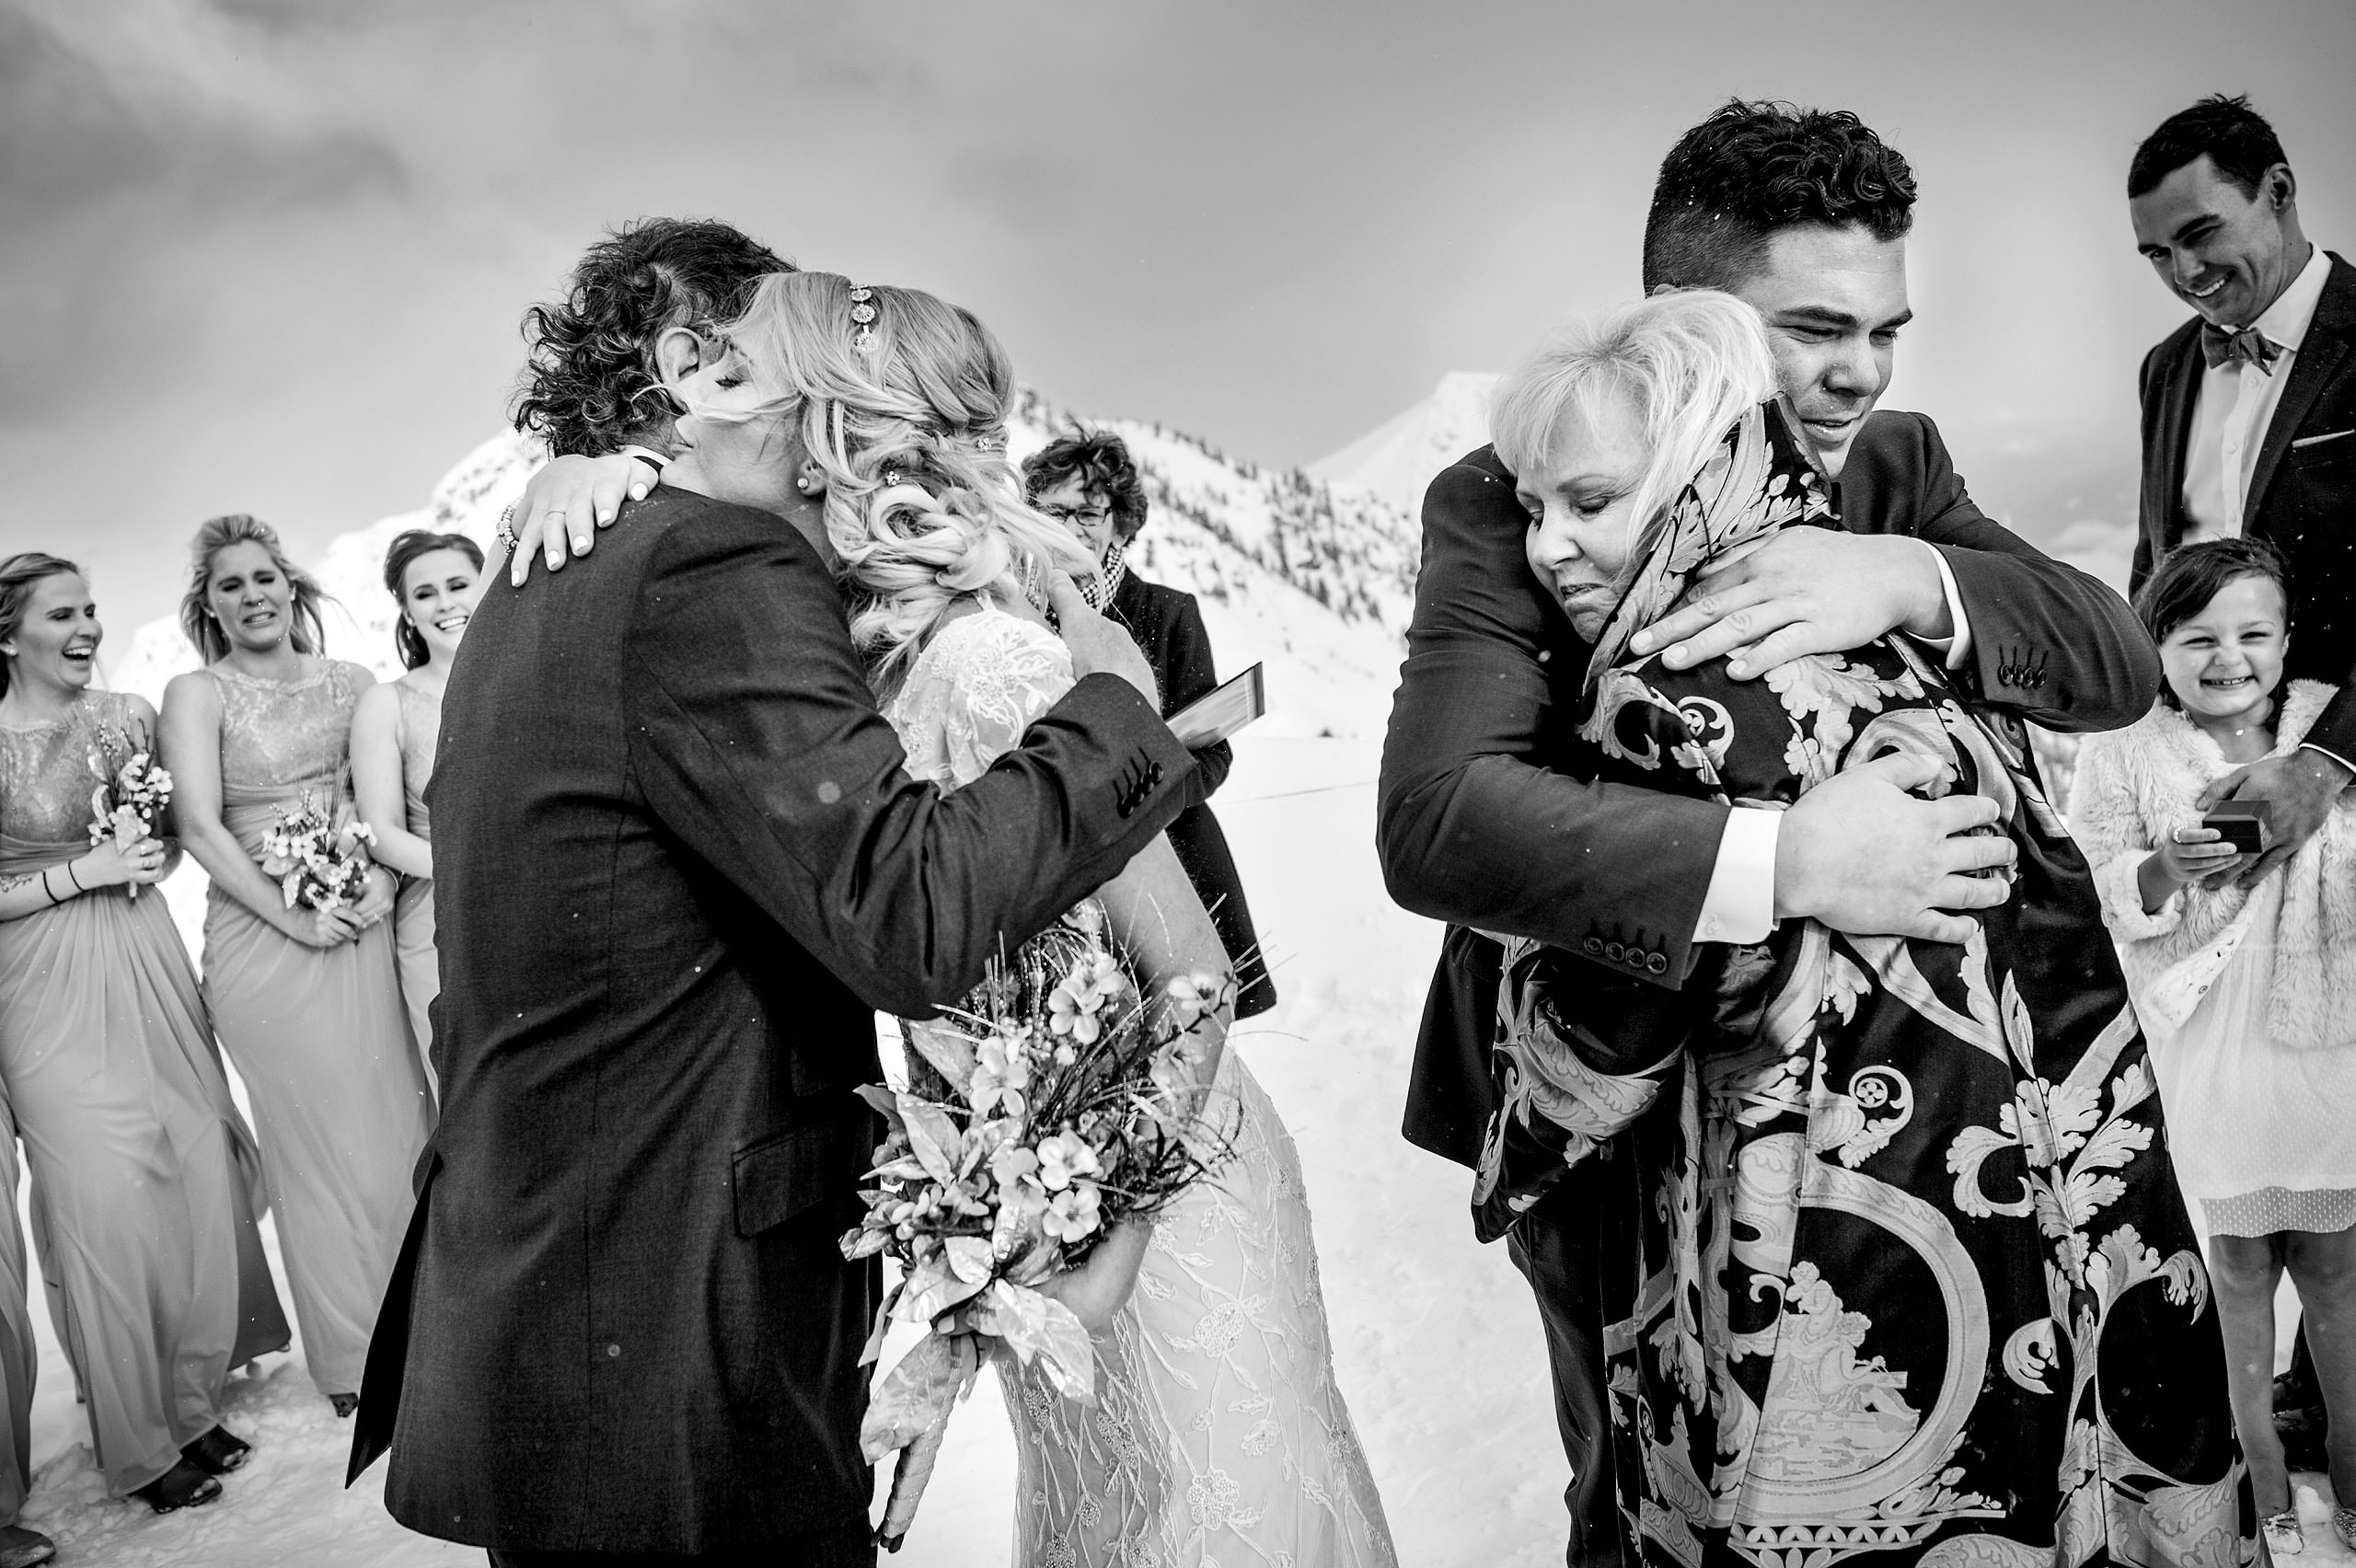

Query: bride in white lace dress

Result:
[884,599,1393,1568]
[532,271,1397,1565]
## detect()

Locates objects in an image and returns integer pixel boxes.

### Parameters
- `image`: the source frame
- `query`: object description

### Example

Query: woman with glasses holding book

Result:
[1024,431,1278,1018]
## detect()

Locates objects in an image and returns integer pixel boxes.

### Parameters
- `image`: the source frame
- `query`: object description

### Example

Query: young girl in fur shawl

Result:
[2073,536,2356,1556]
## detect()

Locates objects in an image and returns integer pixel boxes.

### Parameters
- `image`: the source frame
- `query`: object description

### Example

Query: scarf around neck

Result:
[1580,396,1835,702]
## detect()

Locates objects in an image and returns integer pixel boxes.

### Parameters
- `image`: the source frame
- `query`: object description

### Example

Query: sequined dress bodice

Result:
[208,662,366,809]
[0,692,142,859]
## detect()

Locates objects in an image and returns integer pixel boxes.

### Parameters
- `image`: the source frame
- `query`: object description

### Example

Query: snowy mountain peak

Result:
[1308,372,1498,522]
[112,399,1423,739]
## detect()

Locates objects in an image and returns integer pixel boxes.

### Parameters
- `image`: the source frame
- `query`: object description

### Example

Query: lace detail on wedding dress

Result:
[882,605,1396,1568]
[884,606,1079,791]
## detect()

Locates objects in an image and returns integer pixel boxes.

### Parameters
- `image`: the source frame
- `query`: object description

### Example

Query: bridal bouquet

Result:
[845,905,1233,1551]
[85,725,173,901]
[258,794,378,913]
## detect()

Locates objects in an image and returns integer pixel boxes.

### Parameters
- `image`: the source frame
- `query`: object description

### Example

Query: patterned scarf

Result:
[1094,536,1129,609]
[1580,397,1833,702]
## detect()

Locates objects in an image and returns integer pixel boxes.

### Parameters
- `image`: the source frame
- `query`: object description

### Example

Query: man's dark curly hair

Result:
[1642,100,1918,293]
[2128,94,2289,202]
[1022,430,1149,542]
[512,218,793,457]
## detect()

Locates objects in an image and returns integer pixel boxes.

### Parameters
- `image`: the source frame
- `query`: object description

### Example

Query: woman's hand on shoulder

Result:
[505,454,662,587]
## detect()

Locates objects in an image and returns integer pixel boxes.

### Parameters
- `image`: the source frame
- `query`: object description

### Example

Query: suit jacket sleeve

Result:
[1377,456,1724,989]
[1896,413,2162,732]
[1158,591,1232,811]
[625,511,1195,1018]
[2131,344,2166,594]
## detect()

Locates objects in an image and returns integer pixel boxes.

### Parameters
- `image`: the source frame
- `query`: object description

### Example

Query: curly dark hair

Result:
[383,529,484,670]
[1022,430,1149,542]
[512,218,793,458]
[1642,99,1918,293]
[2128,94,2289,202]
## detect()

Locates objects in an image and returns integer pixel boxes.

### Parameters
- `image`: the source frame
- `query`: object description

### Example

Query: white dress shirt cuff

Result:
[1909,542,1972,671]
[1695,805,1780,946]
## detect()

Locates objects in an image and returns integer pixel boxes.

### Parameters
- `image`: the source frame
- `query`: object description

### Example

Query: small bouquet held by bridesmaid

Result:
[85,726,173,901]
[845,905,1232,1551]
[258,793,378,913]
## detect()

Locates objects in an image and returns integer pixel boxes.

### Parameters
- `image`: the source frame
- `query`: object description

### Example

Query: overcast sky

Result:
[6,0,2354,649]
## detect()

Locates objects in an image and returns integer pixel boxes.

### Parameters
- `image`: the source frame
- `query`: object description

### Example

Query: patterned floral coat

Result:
[1472,404,2252,1568]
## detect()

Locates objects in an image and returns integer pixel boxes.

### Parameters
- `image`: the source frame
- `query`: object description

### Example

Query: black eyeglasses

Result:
[1037,503,1112,526]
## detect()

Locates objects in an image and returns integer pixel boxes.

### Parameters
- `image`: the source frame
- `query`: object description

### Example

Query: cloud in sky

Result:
[4,0,2353,650]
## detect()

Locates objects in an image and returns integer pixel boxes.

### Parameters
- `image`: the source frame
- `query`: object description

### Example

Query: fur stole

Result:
[2070,680,2356,1047]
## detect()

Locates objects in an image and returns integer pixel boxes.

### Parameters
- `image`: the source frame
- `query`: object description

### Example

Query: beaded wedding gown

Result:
[882,605,1396,1568]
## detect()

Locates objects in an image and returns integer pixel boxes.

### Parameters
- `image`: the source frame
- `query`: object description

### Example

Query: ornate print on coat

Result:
[1472,402,2253,1568]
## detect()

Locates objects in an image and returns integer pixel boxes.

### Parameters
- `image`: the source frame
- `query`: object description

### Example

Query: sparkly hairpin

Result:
[849,285,878,354]
[972,432,1008,454]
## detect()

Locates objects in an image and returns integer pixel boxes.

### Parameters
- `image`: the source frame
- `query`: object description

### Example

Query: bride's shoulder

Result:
[929,599,1068,667]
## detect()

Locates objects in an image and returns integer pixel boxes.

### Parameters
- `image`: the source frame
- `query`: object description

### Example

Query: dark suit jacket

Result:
[2135,250,2356,757]
[351,489,1193,1552]
[1107,569,1277,1018]
[1381,409,2162,1167]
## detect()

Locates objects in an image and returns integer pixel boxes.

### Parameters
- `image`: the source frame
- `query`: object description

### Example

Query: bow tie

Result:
[2201,322,2283,375]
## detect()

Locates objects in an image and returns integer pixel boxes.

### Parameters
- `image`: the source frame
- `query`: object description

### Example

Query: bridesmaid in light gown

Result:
[159,518,433,1415]
[0,553,290,1518]
[351,529,482,1097]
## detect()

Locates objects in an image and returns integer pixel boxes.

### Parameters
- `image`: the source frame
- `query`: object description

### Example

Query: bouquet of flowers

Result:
[258,793,378,913]
[845,905,1233,1551]
[85,725,173,901]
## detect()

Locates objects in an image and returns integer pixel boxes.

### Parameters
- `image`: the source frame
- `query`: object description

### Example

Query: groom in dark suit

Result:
[351,223,1195,1566]
[1379,100,2161,1566]
[2128,91,2356,1465]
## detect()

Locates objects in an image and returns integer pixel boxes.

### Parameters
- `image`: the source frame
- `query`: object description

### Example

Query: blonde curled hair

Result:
[1490,289,1780,565]
[179,513,330,665]
[697,271,1096,681]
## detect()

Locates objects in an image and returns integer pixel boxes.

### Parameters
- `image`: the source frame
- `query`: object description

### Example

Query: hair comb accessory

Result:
[849,285,878,354]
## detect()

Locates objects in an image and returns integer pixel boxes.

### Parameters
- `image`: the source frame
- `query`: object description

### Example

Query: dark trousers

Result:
[488,1523,874,1568]
[1507,1155,1634,1568]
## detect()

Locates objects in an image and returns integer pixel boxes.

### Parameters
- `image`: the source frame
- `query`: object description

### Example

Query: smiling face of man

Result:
[1724,224,1911,479]
[2130,154,2304,330]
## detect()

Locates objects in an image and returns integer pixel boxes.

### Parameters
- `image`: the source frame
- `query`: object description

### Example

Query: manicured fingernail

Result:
[573,536,590,552]
[629,485,648,501]
[598,508,615,525]
[1727,659,1748,677]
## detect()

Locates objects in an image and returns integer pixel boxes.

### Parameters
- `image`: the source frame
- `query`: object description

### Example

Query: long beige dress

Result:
[0,691,289,1495]
[391,679,441,1095]
[198,663,432,1399]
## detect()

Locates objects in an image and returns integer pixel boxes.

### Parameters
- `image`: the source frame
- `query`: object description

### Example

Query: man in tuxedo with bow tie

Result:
[2131,94,2356,871]
[2129,90,2356,1473]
